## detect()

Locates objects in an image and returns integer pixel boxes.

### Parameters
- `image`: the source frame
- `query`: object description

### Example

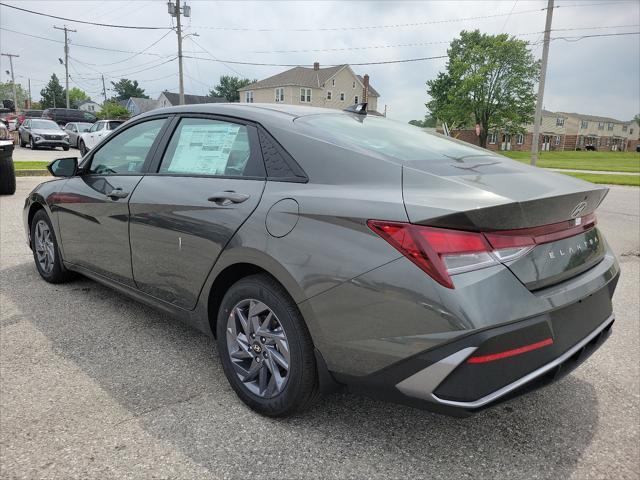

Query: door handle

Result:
[208,191,250,206]
[106,188,129,199]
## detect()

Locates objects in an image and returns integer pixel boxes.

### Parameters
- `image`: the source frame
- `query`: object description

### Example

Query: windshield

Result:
[31,120,60,130]
[298,114,493,162]
[77,122,93,131]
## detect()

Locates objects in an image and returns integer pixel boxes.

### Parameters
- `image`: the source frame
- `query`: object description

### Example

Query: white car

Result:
[78,120,124,155]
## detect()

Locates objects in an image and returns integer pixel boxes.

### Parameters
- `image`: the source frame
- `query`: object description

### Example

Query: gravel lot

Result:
[1,177,638,480]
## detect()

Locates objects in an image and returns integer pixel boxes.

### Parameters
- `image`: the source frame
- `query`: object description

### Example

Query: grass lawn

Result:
[501,151,640,173]
[561,171,640,187]
[14,161,49,171]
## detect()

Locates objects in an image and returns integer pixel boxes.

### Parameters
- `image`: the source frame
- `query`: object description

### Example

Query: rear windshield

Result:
[31,120,60,130]
[298,114,493,161]
[107,121,124,130]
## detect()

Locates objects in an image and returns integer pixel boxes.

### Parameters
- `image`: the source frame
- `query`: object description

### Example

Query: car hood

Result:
[31,128,66,136]
[402,154,608,230]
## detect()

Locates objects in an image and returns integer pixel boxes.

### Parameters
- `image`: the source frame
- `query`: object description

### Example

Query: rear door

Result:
[128,115,266,309]
[56,116,170,286]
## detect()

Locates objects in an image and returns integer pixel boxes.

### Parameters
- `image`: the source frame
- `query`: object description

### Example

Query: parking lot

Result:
[11,143,79,163]
[1,177,638,479]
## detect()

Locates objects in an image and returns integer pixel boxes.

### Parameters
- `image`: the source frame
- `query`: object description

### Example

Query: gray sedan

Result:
[22,103,619,417]
[63,122,93,148]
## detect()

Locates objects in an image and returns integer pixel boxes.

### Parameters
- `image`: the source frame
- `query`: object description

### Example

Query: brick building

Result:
[450,111,639,152]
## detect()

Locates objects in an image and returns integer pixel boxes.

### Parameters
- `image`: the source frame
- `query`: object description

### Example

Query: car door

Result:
[20,119,30,142]
[56,117,170,286]
[64,123,76,145]
[128,115,266,309]
[86,121,103,149]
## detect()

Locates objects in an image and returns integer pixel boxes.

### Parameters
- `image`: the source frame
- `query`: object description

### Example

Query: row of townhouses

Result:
[452,110,640,152]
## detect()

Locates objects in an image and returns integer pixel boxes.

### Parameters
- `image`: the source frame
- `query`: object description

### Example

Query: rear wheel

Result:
[30,209,74,283]
[216,274,318,416]
[0,155,16,195]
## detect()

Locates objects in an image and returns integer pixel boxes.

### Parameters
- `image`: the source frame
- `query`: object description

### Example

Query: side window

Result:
[89,119,165,175]
[159,118,259,177]
[89,123,98,133]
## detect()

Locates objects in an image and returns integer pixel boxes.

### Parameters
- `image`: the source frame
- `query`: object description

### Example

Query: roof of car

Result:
[136,102,365,126]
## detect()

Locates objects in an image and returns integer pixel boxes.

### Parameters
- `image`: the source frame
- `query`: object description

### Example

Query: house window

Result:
[555,135,561,145]
[244,91,254,103]
[631,128,634,135]
[300,88,312,103]
[340,92,345,102]
[606,137,610,146]
[622,125,628,132]
[607,122,614,131]
[332,79,335,87]
[275,87,284,103]
[326,91,332,100]
[352,81,356,89]
[556,117,564,127]
[354,95,359,105]
[581,120,588,129]
[598,122,604,130]
[488,132,497,144]
[516,133,524,145]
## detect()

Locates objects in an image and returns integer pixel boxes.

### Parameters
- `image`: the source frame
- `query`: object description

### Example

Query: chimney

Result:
[362,74,370,103]
[313,61,320,71]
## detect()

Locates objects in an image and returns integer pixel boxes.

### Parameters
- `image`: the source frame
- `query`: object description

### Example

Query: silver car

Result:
[23,103,619,417]
[19,119,70,151]
[63,122,94,148]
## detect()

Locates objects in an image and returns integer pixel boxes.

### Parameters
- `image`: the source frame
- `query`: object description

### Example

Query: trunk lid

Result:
[402,156,609,289]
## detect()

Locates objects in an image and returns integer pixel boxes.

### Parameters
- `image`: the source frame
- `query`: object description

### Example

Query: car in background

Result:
[18,118,70,150]
[0,109,17,131]
[42,108,97,126]
[64,122,93,148]
[78,119,124,155]
[17,109,44,128]
[0,122,15,195]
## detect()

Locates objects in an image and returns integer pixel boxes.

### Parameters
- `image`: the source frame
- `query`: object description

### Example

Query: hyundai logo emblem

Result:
[570,201,587,218]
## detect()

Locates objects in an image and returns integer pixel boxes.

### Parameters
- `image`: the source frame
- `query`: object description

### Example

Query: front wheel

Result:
[29,136,37,150]
[0,155,16,195]
[30,209,74,283]
[216,274,318,417]
[79,140,87,156]
[63,145,69,151]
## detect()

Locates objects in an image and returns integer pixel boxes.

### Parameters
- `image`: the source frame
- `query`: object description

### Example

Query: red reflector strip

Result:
[466,337,554,364]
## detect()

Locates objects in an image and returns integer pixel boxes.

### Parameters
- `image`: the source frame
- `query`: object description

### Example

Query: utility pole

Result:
[1,52,19,111]
[168,0,191,105]
[28,77,32,108]
[54,25,77,109]
[101,74,109,118]
[530,0,554,166]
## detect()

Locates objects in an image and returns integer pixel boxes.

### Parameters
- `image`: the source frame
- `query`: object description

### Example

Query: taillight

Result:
[367,215,595,289]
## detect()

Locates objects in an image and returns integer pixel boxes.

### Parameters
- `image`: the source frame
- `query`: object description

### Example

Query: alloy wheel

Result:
[226,299,290,398]
[34,220,55,274]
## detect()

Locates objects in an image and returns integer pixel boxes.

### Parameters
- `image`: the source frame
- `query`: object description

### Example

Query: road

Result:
[11,143,79,162]
[1,178,638,480]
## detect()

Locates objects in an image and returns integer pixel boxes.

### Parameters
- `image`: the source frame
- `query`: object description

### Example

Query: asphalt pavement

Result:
[1,177,638,480]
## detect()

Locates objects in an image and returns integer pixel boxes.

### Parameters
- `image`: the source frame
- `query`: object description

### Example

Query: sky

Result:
[0,0,638,123]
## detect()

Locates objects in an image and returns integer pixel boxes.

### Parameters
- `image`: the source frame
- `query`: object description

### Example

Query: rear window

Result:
[107,121,124,130]
[298,114,493,162]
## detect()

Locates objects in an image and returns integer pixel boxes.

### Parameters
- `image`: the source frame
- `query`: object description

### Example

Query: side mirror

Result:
[48,157,78,177]
[23,124,30,129]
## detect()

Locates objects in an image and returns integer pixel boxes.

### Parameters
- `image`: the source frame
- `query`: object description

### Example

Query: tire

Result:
[0,155,16,195]
[19,134,26,148]
[30,209,74,283]
[79,140,87,156]
[63,145,69,151]
[29,136,37,150]
[216,274,318,417]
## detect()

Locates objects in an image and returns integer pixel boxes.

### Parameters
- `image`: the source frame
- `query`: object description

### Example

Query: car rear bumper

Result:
[333,276,617,416]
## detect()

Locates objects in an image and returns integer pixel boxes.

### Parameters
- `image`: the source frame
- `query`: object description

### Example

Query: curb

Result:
[16,170,50,177]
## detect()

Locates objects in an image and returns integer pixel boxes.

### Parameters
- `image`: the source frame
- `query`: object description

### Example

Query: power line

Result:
[0,2,169,30]
[182,54,449,67]
[189,37,245,76]
[553,31,640,42]
[499,0,519,34]
[73,30,174,67]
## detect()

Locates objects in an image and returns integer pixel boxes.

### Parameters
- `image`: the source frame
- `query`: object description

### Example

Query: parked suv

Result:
[19,119,70,150]
[78,119,124,155]
[42,108,97,126]
[17,109,44,127]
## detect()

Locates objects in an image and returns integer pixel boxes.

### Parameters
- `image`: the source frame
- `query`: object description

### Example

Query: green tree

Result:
[39,74,66,109]
[110,78,148,101]
[426,30,538,148]
[97,100,130,119]
[633,113,640,124]
[68,87,90,108]
[0,82,29,110]
[210,75,256,102]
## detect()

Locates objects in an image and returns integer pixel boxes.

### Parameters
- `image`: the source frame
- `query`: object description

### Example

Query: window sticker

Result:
[168,123,241,174]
